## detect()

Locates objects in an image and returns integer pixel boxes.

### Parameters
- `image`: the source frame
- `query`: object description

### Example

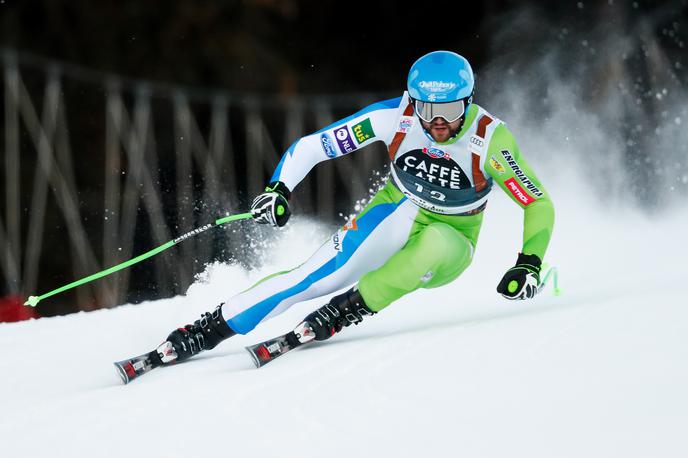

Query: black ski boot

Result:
[156,305,236,365]
[303,286,375,341]
[243,287,377,368]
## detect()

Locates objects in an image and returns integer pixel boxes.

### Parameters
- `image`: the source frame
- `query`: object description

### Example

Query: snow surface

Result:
[2,163,687,457]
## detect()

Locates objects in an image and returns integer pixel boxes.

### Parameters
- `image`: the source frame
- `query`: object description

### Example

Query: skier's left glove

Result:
[497,253,542,300]
[250,181,291,227]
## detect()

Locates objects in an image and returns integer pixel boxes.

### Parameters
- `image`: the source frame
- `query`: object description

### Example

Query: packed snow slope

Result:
[1,162,687,457]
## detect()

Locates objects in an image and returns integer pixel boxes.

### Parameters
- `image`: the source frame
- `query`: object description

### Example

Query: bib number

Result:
[414,183,446,202]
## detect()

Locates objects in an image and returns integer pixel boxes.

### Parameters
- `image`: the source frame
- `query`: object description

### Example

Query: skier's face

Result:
[421,117,462,143]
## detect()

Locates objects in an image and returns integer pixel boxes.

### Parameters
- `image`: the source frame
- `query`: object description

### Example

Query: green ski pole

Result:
[537,264,561,296]
[24,212,253,307]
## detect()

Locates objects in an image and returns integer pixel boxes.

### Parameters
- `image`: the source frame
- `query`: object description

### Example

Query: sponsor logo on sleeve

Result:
[320,133,337,158]
[334,126,356,154]
[489,157,506,174]
[505,178,534,206]
[397,116,415,133]
[331,232,343,252]
[352,118,376,144]
[500,150,544,197]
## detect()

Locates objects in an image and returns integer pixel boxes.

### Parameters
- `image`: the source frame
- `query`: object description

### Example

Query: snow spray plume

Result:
[479,2,688,210]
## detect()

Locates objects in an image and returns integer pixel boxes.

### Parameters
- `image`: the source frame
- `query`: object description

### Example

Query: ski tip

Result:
[114,361,132,384]
[245,346,263,368]
[245,345,274,369]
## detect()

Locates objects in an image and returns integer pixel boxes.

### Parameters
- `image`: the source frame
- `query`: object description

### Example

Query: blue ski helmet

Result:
[407,51,474,104]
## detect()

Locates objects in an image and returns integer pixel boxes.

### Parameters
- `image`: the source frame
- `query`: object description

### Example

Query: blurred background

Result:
[0,0,686,320]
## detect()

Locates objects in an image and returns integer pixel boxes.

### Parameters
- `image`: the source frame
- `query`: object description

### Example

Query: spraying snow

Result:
[1,172,686,457]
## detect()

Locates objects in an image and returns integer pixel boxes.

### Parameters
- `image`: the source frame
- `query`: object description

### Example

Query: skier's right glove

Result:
[250,181,292,227]
[497,253,542,300]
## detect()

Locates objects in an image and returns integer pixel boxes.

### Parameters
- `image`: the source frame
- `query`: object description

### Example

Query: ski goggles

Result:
[413,98,468,123]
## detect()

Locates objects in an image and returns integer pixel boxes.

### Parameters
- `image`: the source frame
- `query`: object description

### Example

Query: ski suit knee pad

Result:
[358,222,474,311]
[416,222,474,288]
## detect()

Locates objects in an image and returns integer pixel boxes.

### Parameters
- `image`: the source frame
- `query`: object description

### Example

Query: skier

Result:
[150,50,555,367]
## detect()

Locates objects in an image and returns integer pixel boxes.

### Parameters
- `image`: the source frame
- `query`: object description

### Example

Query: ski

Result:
[116,321,317,381]
[246,321,316,368]
[114,341,176,384]
[114,352,160,384]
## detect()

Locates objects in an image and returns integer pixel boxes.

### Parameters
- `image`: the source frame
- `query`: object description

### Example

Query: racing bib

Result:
[392,147,492,213]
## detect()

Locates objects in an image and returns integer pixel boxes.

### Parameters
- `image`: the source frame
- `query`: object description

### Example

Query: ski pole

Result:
[24,212,253,307]
[537,264,561,296]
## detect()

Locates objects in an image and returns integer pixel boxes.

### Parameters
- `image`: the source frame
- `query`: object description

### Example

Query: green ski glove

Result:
[497,253,541,300]
[250,181,292,227]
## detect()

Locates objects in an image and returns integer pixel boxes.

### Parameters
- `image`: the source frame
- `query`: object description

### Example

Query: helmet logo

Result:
[418,81,457,92]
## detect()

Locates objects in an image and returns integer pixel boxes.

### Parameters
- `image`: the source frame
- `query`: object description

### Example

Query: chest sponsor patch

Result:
[352,118,376,144]
[500,150,544,197]
[397,116,415,133]
[320,133,337,158]
[505,178,534,206]
[395,148,471,190]
[334,126,356,154]
[469,135,485,149]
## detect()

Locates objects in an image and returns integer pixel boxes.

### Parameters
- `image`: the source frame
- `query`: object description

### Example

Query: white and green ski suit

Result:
[222,93,555,334]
